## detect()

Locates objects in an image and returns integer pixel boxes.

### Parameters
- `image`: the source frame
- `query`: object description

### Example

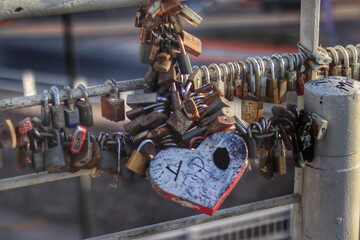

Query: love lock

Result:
[149,132,248,216]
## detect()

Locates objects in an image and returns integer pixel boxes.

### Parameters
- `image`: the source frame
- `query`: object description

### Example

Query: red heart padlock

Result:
[149,132,248,216]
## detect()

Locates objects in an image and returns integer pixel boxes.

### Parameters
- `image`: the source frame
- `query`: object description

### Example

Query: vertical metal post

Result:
[303,77,360,239]
[62,14,77,87]
[293,0,322,238]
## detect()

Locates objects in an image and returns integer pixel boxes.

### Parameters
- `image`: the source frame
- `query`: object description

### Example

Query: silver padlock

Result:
[50,86,66,129]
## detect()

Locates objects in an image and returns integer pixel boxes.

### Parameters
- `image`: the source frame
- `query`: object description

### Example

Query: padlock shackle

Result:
[137,139,155,152]
[335,45,350,68]
[50,86,61,106]
[105,78,120,99]
[64,86,75,110]
[208,63,221,82]
[232,62,241,80]
[200,65,210,84]
[262,56,276,80]
[326,47,340,66]
[219,63,228,84]
[248,57,261,99]
[255,57,265,76]
[43,90,49,108]
[271,54,285,78]
[282,53,295,71]
[239,61,247,83]
[76,84,90,103]
[346,44,358,64]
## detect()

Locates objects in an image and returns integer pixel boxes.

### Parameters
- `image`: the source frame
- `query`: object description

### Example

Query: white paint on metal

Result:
[149,132,248,215]
[0,0,148,21]
[302,76,360,239]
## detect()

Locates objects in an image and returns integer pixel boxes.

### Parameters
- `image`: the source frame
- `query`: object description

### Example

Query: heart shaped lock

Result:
[149,132,248,215]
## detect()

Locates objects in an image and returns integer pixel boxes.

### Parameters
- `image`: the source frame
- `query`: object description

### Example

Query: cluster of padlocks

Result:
[0,0,359,215]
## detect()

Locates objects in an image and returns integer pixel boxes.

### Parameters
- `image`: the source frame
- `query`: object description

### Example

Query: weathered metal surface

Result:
[302,76,360,239]
[0,78,145,111]
[0,0,148,21]
[87,194,300,240]
[149,132,248,216]
[0,170,91,191]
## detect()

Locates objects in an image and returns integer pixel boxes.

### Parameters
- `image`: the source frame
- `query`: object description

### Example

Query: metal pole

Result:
[0,0,148,21]
[0,170,91,191]
[303,76,360,239]
[62,14,77,87]
[87,194,300,240]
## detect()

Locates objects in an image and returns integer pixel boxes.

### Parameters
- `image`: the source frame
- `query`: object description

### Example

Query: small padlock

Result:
[205,115,236,135]
[41,90,51,127]
[335,45,352,79]
[209,63,225,97]
[50,86,66,129]
[70,125,87,154]
[161,0,181,15]
[44,130,67,171]
[101,79,125,122]
[158,64,177,88]
[76,84,94,127]
[73,133,93,168]
[183,98,200,121]
[326,47,342,76]
[175,34,192,75]
[31,138,44,172]
[126,139,156,176]
[0,119,16,150]
[99,138,117,173]
[282,53,297,91]
[273,136,286,175]
[167,109,193,136]
[64,86,80,128]
[18,117,33,135]
[346,44,360,80]
[272,54,287,104]
[153,52,172,73]
[179,4,203,27]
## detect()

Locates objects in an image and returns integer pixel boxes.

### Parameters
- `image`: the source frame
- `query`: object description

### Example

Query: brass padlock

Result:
[153,52,172,73]
[126,139,156,176]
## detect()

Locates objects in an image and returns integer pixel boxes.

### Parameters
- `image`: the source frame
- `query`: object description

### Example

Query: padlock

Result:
[70,125,87,154]
[44,130,67,171]
[225,62,235,101]
[31,138,44,172]
[205,115,236,135]
[179,4,203,27]
[259,152,274,181]
[63,86,80,128]
[254,57,267,99]
[139,33,155,65]
[108,136,124,190]
[169,14,183,34]
[99,138,117,173]
[175,34,192,75]
[233,62,243,98]
[144,66,158,91]
[181,125,207,144]
[126,102,166,120]
[149,132,247,215]
[183,98,200,121]
[126,92,158,109]
[326,47,342,76]
[219,63,229,99]
[246,59,256,94]
[149,32,161,62]
[273,136,286,175]
[73,133,93,168]
[140,14,163,30]
[239,61,248,100]
[16,145,28,170]
[262,56,279,103]
[346,44,360,80]
[203,97,230,118]
[141,111,168,129]
[153,52,172,73]
[126,139,156,176]
[0,119,16,150]
[170,82,182,111]
[200,107,233,127]
[209,63,225,96]
[180,31,202,57]
[18,117,33,135]
[167,109,193,136]
[124,114,146,136]
[203,90,221,106]
[271,54,287,104]
[335,45,352,79]
[101,79,125,122]
[193,82,213,96]
[161,0,181,16]
[282,53,297,91]
[50,86,66,129]
[76,84,94,127]
[157,64,177,88]
[41,90,51,127]
[147,0,162,18]
[134,7,146,28]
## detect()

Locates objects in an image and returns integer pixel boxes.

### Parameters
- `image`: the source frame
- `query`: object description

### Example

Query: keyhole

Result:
[213,147,230,170]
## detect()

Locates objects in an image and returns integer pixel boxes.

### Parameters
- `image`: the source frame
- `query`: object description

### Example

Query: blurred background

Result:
[0,0,359,239]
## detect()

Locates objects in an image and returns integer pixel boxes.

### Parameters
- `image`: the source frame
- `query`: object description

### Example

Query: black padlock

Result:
[76,84,94,127]
[175,34,192,75]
